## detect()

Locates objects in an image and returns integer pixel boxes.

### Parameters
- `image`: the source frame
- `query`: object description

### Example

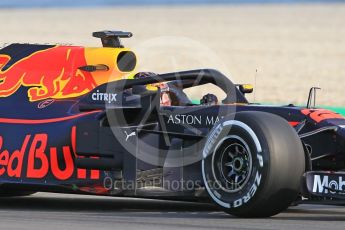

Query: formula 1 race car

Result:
[0,31,345,217]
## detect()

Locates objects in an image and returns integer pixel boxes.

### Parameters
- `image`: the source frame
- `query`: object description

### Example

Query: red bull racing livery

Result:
[1,30,345,218]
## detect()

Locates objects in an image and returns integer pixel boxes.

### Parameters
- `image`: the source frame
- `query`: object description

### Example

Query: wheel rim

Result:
[212,135,253,193]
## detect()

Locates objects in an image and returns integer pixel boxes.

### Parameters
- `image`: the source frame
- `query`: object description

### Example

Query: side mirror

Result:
[238,84,253,94]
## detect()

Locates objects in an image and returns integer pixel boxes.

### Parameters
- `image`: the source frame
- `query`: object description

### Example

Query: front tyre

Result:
[202,111,305,217]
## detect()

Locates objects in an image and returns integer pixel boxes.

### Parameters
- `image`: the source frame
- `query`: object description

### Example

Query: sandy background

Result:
[1,4,345,106]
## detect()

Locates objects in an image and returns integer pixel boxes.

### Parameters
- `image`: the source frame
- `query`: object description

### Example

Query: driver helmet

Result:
[133,72,172,106]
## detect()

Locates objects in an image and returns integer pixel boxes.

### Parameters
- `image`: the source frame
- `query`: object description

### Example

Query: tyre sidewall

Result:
[202,118,269,210]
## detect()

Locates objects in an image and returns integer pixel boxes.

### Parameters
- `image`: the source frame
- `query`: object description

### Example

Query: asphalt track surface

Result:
[0,193,345,230]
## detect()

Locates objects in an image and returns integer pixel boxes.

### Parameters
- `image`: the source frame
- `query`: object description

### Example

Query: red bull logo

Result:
[0,131,100,181]
[0,45,135,102]
[0,133,77,180]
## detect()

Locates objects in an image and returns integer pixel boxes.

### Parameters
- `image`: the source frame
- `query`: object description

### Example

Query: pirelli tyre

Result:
[202,111,305,217]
